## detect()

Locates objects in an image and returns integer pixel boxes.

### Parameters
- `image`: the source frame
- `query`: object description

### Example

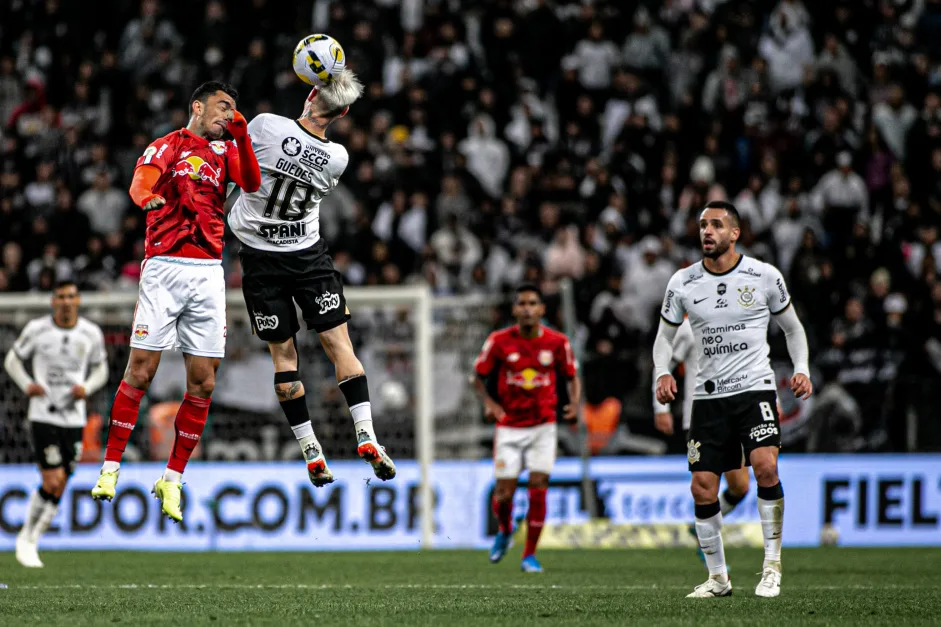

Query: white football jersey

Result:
[228,113,349,252]
[660,255,791,399]
[11,316,107,427]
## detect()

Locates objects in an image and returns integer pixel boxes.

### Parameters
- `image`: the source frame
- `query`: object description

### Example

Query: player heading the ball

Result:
[91,81,261,524]
[227,37,395,486]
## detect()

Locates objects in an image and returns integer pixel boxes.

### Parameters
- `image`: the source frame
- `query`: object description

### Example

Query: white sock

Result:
[162,469,183,483]
[695,511,728,578]
[19,490,44,539]
[29,500,58,544]
[351,402,376,442]
[719,489,744,516]
[298,433,323,457]
[291,421,314,441]
[758,496,784,565]
[102,461,120,473]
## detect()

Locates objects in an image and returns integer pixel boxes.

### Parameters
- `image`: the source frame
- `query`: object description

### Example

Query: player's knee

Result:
[528,474,549,490]
[752,462,778,487]
[186,369,216,397]
[268,339,298,370]
[125,359,157,389]
[43,473,66,497]
[319,326,354,362]
[749,449,778,485]
[690,474,719,503]
[494,487,514,504]
[727,469,750,497]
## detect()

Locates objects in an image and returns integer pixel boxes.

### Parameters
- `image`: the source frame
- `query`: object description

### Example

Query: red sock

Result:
[104,381,146,463]
[523,487,547,558]
[166,394,211,474]
[493,496,514,534]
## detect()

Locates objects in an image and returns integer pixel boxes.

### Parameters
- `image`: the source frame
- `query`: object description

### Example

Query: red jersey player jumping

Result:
[91,81,261,523]
[473,284,581,573]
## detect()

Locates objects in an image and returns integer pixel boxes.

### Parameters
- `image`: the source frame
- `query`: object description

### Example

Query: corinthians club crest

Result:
[687,440,701,464]
[737,285,756,307]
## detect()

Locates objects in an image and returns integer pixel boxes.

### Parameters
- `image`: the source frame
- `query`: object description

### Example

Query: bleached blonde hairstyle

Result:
[309,69,364,118]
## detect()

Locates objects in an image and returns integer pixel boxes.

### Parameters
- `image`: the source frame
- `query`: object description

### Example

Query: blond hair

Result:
[312,69,363,117]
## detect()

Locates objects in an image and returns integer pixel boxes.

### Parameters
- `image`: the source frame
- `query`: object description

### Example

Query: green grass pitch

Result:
[2,547,940,626]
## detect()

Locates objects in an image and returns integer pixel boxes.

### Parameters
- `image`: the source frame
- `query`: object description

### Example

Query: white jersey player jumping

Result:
[653,201,812,599]
[228,64,395,486]
[3,281,108,567]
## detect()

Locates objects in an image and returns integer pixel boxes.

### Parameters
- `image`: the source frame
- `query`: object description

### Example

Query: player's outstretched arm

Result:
[773,304,813,399]
[227,110,261,193]
[652,319,679,405]
[3,349,43,397]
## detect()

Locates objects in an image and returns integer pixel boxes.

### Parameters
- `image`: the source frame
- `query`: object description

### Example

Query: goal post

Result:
[0,285,438,545]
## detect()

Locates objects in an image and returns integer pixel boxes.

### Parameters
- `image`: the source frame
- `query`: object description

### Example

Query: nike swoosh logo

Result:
[693,297,708,304]
[754,434,776,442]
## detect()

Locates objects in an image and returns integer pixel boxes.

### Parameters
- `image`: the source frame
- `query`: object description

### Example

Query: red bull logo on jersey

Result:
[506,368,551,391]
[173,156,221,188]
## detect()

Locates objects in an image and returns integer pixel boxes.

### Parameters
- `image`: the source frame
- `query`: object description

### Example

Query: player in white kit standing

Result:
[652,317,750,568]
[227,62,395,485]
[653,201,812,598]
[3,281,108,567]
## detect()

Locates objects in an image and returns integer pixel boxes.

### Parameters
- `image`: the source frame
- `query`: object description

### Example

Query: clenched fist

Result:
[655,374,677,405]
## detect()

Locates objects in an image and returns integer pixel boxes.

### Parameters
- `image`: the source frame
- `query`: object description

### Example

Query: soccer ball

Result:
[292,34,346,88]
[819,523,839,546]
[378,380,409,411]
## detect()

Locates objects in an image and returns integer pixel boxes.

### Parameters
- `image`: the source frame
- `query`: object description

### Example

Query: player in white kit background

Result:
[652,317,749,569]
[3,281,108,567]
[653,201,812,598]
[227,62,396,486]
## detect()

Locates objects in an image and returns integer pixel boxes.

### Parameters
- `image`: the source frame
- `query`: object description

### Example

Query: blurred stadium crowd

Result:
[2,0,941,453]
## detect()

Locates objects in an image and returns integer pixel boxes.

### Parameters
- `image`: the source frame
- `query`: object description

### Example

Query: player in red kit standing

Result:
[473,284,581,573]
[91,81,261,523]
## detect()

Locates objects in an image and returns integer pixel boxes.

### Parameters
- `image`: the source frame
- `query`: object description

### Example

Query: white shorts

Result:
[130,256,226,358]
[493,422,558,479]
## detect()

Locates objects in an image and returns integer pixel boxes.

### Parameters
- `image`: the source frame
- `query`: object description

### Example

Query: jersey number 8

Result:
[759,401,775,422]
[263,172,316,222]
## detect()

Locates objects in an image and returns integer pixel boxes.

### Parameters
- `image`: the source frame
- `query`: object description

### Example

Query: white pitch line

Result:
[0,583,930,591]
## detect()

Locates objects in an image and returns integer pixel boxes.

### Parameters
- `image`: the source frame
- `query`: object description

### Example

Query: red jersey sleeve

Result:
[474,332,503,377]
[225,140,241,185]
[556,335,577,379]
[135,135,177,175]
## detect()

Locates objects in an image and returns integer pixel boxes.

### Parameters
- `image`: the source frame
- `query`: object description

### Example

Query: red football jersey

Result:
[135,129,241,259]
[474,325,577,428]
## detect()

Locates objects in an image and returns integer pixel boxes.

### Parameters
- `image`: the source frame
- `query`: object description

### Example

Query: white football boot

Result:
[755,562,782,598]
[686,574,732,598]
[15,531,44,568]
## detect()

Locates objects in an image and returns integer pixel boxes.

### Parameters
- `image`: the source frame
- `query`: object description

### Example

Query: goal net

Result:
[0,286,510,543]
